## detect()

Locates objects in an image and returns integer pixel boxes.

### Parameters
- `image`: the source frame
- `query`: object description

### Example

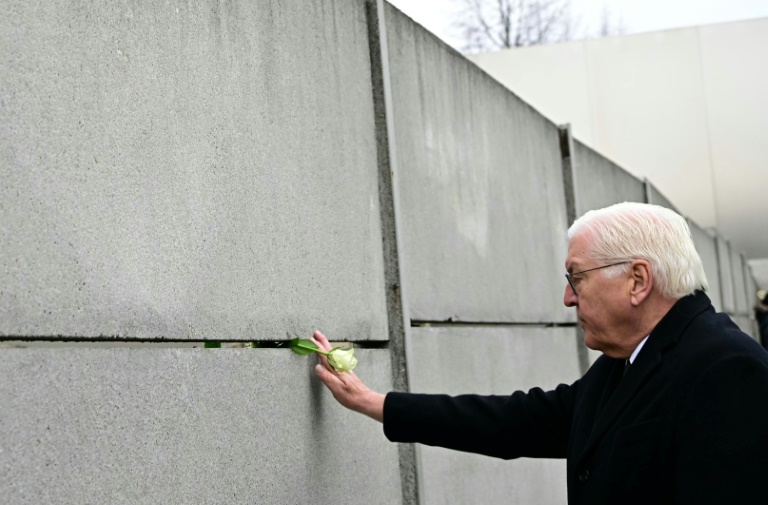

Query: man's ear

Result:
[629,260,653,306]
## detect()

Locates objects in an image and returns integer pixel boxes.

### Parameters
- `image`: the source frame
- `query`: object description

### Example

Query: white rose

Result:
[327,347,358,373]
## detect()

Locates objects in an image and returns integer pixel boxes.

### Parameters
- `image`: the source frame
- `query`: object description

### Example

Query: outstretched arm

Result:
[311,330,385,423]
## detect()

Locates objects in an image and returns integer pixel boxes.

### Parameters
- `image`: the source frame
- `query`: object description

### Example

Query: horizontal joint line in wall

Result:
[0,336,390,350]
[410,320,578,328]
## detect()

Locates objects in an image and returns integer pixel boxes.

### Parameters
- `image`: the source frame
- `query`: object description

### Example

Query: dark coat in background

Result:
[383,291,768,504]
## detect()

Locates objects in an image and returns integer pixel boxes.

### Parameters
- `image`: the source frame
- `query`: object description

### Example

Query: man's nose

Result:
[564,285,578,307]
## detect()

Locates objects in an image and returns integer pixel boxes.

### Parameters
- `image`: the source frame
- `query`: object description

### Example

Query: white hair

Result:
[568,202,708,299]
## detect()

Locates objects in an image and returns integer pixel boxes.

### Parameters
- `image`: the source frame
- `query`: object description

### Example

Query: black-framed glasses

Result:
[565,261,632,295]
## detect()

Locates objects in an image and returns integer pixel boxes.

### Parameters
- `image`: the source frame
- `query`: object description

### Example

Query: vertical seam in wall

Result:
[643,178,652,204]
[365,2,422,504]
[713,234,725,311]
[558,125,588,376]
[695,25,720,229]
[725,240,737,313]
[558,125,577,226]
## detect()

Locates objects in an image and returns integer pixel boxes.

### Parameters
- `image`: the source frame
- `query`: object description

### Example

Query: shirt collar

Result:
[629,335,650,364]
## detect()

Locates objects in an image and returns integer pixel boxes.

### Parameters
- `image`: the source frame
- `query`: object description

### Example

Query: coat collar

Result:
[574,290,713,465]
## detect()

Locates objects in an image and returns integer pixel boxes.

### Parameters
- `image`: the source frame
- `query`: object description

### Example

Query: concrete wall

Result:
[409,326,580,505]
[1,1,401,504]
[0,0,388,343]
[750,258,768,290]
[0,349,400,504]
[385,3,572,325]
[732,252,749,315]
[382,7,583,502]
[716,236,737,314]
[645,180,679,214]
[1,1,762,504]
[571,140,646,217]
[688,220,723,312]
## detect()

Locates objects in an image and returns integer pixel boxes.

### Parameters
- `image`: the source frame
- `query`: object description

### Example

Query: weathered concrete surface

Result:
[0,348,400,504]
[745,262,759,307]
[645,180,679,214]
[572,140,646,217]
[731,252,749,314]
[731,315,757,340]
[688,220,723,312]
[749,258,768,289]
[409,326,581,505]
[716,236,736,313]
[0,0,388,341]
[385,5,573,325]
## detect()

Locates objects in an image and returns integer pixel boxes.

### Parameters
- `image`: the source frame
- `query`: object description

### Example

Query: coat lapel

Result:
[574,291,713,465]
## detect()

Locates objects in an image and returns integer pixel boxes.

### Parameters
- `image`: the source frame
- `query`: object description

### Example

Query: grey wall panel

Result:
[688,220,723,312]
[0,348,400,504]
[409,326,581,504]
[744,265,760,340]
[731,315,757,340]
[385,5,573,324]
[731,252,749,314]
[749,258,768,289]
[645,180,680,213]
[716,236,736,313]
[572,141,646,217]
[745,262,759,307]
[0,0,388,341]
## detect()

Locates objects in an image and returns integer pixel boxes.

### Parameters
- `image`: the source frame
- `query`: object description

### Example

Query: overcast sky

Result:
[387,0,768,51]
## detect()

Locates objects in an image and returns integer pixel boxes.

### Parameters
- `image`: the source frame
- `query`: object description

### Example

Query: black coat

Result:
[383,291,768,504]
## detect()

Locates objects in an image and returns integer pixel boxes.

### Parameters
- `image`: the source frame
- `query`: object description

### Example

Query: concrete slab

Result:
[749,258,768,290]
[731,252,749,314]
[688,220,723,312]
[745,263,759,307]
[385,5,573,325]
[0,0,388,341]
[731,315,757,341]
[572,140,646,217]
[645,180,680,214]
[716,236,736,313]
[0,348,401,504]
[409,325,581,505]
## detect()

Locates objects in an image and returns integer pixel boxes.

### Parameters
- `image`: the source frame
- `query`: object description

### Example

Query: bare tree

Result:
[453,0,574,52]
[596,5,626,37]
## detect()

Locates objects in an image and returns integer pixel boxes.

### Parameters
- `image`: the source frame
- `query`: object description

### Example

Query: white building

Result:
[468,17,768,269]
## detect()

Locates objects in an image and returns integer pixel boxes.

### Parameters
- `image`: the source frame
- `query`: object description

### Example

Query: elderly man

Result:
[313,202,768,504]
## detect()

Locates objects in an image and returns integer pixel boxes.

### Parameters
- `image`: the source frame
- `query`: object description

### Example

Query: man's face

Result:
[564,231,633,357]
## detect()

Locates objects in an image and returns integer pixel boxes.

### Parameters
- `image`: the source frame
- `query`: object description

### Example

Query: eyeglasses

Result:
[565,261,631,295]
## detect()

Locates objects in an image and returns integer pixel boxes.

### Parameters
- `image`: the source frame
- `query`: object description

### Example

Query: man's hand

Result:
[311,330,385,423]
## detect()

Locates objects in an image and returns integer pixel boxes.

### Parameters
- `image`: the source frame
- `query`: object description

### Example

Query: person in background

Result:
[312,202,768,505]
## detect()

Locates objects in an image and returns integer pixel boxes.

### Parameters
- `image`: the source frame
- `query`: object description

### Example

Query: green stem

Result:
[292,340,330,356]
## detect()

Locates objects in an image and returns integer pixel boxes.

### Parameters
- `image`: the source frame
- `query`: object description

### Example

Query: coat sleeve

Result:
[674,355,768,503]
[382,382,577,460]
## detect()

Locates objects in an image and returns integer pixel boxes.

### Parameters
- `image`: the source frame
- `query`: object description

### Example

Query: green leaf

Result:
[289,338,320,356]
[204,341,221,348]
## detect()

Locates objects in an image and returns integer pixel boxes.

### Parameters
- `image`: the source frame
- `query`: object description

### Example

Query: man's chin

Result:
[583,334,600,352]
